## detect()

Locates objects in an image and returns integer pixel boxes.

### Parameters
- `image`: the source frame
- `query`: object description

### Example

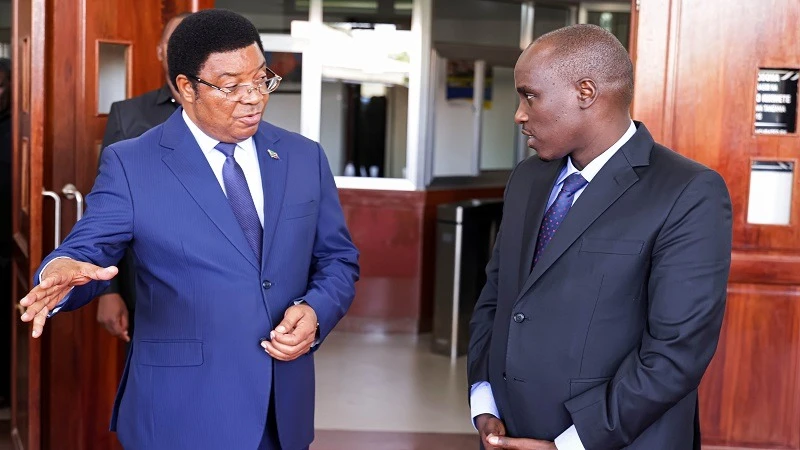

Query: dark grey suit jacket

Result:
[100,85,179,322]
[468,122,732,449]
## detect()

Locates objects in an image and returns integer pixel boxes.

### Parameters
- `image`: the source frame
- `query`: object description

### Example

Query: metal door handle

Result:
[42,189,62,248]
[62,183,84,221]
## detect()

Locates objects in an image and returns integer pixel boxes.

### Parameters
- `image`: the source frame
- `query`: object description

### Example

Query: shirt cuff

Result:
[554,425,585,450]
[39,257,73,316]
[470,381,501,430]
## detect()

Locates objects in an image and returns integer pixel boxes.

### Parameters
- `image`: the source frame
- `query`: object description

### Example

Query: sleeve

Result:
[565,170,733,449]
[98,101,127,297]
[297,142,360,345]
[33,145,135,312]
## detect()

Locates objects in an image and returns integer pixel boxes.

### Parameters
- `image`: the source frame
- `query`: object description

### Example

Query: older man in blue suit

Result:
[19,9,359,450]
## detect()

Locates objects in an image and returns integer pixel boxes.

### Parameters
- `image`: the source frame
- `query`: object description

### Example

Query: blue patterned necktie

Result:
[214,142,263,261]
[533,172,588,267]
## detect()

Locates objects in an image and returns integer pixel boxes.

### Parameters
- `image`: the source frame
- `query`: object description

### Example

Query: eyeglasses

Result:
[193,67,282,102]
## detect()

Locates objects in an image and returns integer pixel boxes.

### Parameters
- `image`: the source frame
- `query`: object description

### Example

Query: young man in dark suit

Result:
[95,12,188,342]
[468,24,732,450]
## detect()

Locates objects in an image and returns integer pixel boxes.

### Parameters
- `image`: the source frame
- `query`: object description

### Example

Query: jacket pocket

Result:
[283,200,317,220]
[569,376,612,398]
[580,238,644,255]
[138,340,203,367]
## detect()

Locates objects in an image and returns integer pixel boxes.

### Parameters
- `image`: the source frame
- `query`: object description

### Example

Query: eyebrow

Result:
[218,62,268,79]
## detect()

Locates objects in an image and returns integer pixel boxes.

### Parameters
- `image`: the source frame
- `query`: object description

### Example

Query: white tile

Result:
[314,333,474,434]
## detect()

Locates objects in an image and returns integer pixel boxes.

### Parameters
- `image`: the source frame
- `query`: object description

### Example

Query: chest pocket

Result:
[283,200,317,220]
[580,238,644,255]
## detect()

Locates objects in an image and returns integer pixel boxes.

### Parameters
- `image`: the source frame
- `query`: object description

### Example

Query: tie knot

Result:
[561,173,588,194]
[214,142,237,158]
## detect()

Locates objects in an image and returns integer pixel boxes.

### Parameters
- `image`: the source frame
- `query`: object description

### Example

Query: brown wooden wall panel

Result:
[631,1,800,449]
[700,284,800,449]
[337,186,504,333]
[338,189,426,333]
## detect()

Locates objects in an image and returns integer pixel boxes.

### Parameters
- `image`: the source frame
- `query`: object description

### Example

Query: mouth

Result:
[521,130,537,147]
[236,113,262,126]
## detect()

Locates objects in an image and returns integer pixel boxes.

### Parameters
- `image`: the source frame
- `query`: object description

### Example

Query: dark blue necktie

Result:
[214,142,263,261]
[533,172,588,267]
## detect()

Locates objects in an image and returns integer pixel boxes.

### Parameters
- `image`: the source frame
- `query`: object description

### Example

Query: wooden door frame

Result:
[10,0,47,448]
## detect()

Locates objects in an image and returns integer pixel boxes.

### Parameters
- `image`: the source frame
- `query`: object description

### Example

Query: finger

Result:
[262,341,294,361]
[21,272,75,308]
[275,307,305,334]
[268,336,314,358]
[31,304,50,338]
[120,309,129,333]
[487,435,519,449]
[81,264,118,281]
[271,320,316,346]
[100,319,116,335]
[109,320,126,339]
[21,286,70,321]
[121,331,131,343]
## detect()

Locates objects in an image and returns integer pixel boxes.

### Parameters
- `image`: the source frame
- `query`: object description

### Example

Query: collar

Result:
[181,109,254,156]
[156,84,178,106]
[557,120,637,185]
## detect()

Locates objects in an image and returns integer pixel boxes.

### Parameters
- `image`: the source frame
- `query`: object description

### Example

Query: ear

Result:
[577,78,598,109]
[156,44,165,63]
[175,75,197,105]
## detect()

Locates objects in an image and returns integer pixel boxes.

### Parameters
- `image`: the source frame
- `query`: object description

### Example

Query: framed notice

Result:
[754,68,798,135]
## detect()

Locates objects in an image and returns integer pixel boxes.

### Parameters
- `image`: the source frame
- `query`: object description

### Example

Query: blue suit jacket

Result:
[36,110,359,449]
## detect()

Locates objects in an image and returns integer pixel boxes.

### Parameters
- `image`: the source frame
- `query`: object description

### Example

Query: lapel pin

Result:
[268,150,280,160]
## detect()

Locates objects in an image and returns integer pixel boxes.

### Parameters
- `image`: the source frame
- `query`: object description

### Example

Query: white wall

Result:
[431,55,475,177]
[385,85,409,179]
[263,93,302,134]
[432,61,519,176]
[319,81,345,176]
[480,66,517,170]
[97,43,128,113]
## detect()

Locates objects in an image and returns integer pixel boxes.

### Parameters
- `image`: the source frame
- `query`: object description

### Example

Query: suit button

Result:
[262,280,272,289]
[502,372,507,381]
[513,313,526,323]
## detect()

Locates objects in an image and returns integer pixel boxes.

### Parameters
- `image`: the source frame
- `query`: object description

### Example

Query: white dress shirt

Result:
[45,111,265,314]
[181,110,265,226]
[470,121,637,449]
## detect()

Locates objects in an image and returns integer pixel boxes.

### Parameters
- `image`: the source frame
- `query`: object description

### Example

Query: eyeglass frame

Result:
[191,66,282,101]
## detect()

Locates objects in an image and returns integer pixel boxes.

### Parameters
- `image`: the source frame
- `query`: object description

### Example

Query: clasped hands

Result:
[476,414,557,450]
[261,303,318,362]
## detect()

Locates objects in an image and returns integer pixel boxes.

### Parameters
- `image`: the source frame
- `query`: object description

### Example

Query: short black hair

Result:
[536,24,634,107]
[167,9,264,90]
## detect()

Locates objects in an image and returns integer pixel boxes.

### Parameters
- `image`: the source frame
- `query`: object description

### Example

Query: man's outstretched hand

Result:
[19,258,117,338]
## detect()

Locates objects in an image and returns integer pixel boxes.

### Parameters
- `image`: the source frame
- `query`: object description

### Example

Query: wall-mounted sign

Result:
[754,68,798,135]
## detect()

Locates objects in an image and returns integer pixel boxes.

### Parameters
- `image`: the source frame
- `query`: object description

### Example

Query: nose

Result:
[240,86,266,105]
[514,100,527,125]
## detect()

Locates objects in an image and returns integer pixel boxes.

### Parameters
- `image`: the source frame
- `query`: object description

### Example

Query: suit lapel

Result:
[253,123,286,268]
[160,110,260,270]
[516,159,565,293]
[515,123,654,304]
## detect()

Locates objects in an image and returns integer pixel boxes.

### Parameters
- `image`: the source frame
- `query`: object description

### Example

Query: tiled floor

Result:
[0,332,479,448]
[314,332,473,434]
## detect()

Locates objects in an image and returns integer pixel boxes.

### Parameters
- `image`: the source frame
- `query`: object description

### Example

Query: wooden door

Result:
[631,0,800,448]
[11,0,211,449]
[10,0,46,448]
